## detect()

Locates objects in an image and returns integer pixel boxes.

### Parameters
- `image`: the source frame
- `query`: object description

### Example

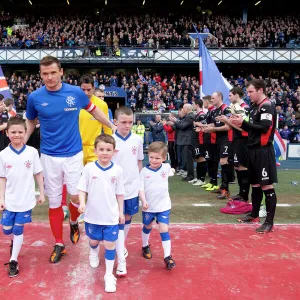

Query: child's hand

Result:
[170,168,175,176]
[119,214,125,224]
[0,200,5,211]
[78,204,85,214]
[37,194,45,204]
[142,201,149,210]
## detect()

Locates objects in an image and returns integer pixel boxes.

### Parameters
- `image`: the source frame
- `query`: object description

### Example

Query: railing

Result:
[0,47,300,63]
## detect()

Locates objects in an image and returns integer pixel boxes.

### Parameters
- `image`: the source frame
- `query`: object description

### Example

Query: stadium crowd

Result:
[0,13,300,49]
[4,70,300,142]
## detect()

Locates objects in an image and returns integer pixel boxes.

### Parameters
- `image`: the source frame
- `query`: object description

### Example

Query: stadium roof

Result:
[1,0,299,15]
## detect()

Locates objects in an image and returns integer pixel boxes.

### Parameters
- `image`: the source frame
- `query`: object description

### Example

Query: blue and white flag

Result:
[137,68,147,84]
[193,25,231,104]
[274,129,286,159]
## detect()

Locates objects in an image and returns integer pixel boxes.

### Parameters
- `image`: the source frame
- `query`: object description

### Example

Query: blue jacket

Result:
[150,122,165,142]
[280,129,291,140]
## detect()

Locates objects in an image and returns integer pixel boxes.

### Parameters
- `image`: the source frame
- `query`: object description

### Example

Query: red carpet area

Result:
[1,223,300,300]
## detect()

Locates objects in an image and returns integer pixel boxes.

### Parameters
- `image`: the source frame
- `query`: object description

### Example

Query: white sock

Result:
[124,223,131,240]
[10,234,24,262]
[115,230,125,262]
[162,240,171,258]
[105,259,115,276]
[90,245,99,254]
[142,231,150,247]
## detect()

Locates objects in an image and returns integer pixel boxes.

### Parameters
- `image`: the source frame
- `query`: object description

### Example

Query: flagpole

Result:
[199,52,203,98]
[193,24,202,98]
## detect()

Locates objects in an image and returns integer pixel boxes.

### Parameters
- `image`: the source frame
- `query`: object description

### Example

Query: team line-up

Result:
[0,55,278,293]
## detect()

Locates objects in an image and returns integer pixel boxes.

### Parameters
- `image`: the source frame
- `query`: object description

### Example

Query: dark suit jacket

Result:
[173,112,194,145]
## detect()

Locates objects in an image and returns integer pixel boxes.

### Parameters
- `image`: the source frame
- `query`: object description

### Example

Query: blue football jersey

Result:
[26,83,95,157]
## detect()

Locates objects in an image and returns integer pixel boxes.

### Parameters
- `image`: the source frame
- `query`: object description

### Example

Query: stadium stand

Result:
[0,13,299,49]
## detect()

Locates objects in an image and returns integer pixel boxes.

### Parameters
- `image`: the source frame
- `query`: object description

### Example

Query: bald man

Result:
[170,104,195,181]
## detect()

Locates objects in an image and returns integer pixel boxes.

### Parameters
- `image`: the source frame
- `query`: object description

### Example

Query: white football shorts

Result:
[41,151,83,207]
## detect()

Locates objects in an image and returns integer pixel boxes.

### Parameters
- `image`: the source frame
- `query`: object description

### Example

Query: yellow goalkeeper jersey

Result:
[79,95,112,146]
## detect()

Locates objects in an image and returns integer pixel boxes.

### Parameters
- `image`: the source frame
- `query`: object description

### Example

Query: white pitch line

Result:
[193,203,293,207]
[34,193,296,208]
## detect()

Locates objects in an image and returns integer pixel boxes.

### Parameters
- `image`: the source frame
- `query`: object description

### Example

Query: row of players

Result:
[0,55,176,293]
[182,82,277,232]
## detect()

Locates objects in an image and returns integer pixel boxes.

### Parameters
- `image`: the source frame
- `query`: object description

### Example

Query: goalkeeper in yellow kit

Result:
[79,75,112,164]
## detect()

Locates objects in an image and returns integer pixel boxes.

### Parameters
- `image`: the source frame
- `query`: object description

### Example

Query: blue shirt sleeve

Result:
[26,93,38,120]
[76,87,90,108]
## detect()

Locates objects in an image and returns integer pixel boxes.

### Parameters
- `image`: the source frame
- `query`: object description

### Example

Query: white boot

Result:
[104,274,117,293]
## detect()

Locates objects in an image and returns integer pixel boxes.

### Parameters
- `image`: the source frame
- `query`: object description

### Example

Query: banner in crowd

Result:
[137,68,147,84]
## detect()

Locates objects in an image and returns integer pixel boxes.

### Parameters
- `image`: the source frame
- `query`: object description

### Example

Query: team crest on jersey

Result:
[41,102,49,107]
[145,175,151,179]
[111,176,116,184]
[161,171,167,179]
[66,96,75,107]
[131,146,137,155]
[4,163,12,169]
[92,176,97,180]
[24,160,32,169]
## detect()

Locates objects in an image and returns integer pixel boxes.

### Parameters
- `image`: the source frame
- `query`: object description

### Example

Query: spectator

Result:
[285,106,294,123]
[280,125,292,141]
[4,98,17,118]
[286,114,300,129]
[295,106,300,123]
[0,101,9,150]
[132,119,145,142]
[170,104,195,181]
[110,75,118,87]
[162,116,177,169]
[149,114,165,142]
